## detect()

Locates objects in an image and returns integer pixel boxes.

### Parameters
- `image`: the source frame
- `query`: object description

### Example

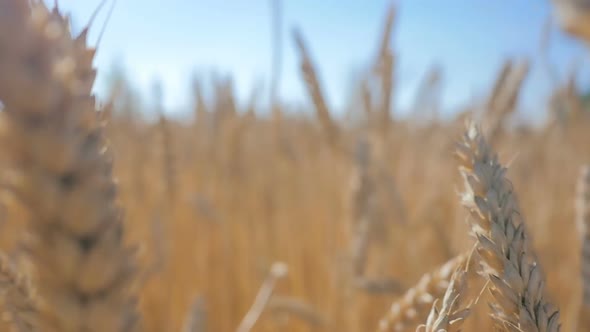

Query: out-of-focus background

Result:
[55,0,588,119]
[24,0,590,331]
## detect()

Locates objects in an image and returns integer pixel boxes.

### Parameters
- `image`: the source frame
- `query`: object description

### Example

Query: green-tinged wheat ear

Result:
[455,122,560,332]
[0,1,141,331]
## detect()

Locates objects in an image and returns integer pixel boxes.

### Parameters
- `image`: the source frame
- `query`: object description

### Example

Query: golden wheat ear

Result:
[455,122,560,332]
[267,296,327,328]
[292,28,341,149]
[0,1,141,331]
[417,259,470,332]
[377,254,467,332]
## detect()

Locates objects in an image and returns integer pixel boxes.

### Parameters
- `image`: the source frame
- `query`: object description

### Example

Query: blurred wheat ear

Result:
[552,0,590,43]
[377,254,467,332]
[0,1,141,331]
[456,122,561,331]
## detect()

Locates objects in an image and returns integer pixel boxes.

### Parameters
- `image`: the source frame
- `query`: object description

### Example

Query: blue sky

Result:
[45,0,589,118]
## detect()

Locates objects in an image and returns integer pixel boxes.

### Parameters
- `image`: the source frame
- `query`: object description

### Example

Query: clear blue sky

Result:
[45,0,589,119]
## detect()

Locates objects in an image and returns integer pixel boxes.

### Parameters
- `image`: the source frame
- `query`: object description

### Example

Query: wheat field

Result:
[0,0,589,331]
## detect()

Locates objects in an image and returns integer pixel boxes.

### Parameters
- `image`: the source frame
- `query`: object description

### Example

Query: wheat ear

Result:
[0,1,140,331]
[377,254,467,332]
[485,60,529,143]
[455,123,560,331]
[292,28,340,147]
[0,253,38,332]
[417,257,471,332]
[374,3,395,133]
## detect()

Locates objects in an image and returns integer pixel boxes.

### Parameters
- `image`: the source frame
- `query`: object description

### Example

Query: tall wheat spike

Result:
[455,123,560,332]
[269,0,283,118]
[486,61,513,112]
[410,65,442,121]
[153,80,176,203]
[485,60,530,143]
[373,3,396,134]
[0,1,140,331]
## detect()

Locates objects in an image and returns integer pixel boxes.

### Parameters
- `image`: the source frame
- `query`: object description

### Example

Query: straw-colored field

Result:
[0,0,589,331]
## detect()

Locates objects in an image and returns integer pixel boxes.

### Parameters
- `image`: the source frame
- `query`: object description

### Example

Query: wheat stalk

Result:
[455,122,560,331]
[0,1,140,331]
[372,3,396,133]
[157,112,177,204]
[268,296,326,328]
[485,60,530,143]
[191,76,208,126]
[269,0,283,118]
[235,262,288,332]
[353,277,404,294]
[182,296,207,332]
